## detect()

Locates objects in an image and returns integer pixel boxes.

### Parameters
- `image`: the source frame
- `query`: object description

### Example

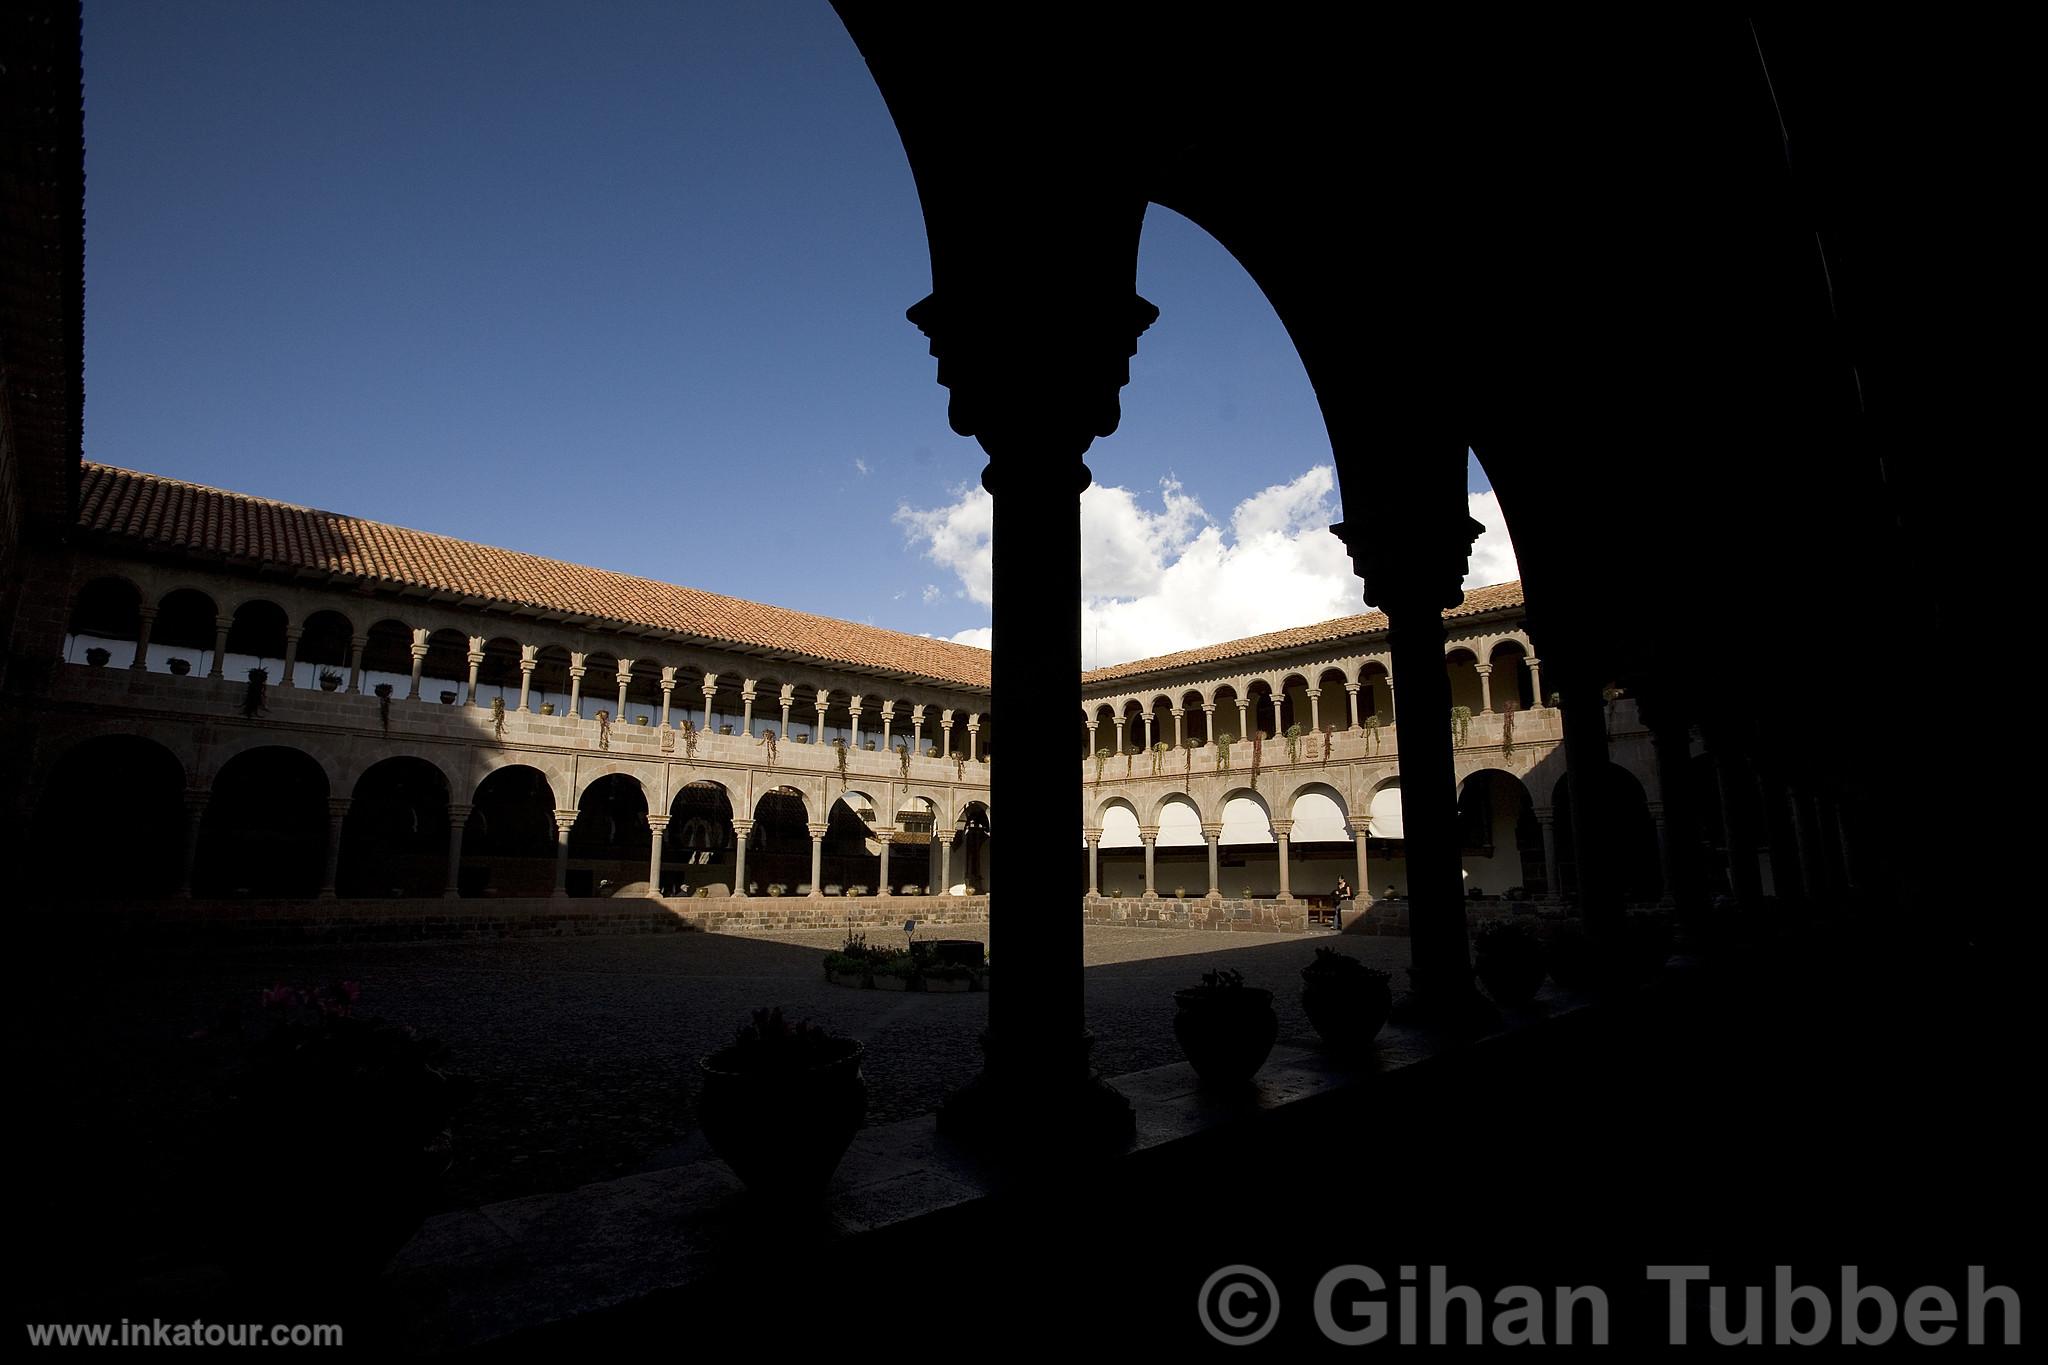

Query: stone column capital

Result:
[1082,831,1100,847]
[568,664,587,679]
[658,676,674,693]
[935,831,956,847]
[467,650,485,666]
[137,604,158,621]
[647,814,671,832]
[1200,823,1223,841]
[520,657,536,674]
[553,809,580,833]
[283,625,303,642]
[807,822,828,839]
[1474,662,1493,676]
[1138,826,1159,842]
[1170,706,1185,717]
[1202,702,1216,714]
[1270,819,1293,839]
[410,642,430,660]
[319,795,347,819]
[1533,805,1556,825]
[730,818,755,835]
[1345,681,1361,693]
[1348,817,1373,836]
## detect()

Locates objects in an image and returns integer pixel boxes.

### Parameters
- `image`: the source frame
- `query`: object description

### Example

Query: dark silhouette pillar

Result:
[1555,676,1627,934]
[1704,724,1764,903]
[1331,447,1486,1016]
[1641,692,1706,916]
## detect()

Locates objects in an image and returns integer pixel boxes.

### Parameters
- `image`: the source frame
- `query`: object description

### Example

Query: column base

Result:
[808,890,824,899]
[1275,892,1295,903]
[441,889,461,900]
[316,889,336,901]
[938,1031,1135,1161]
[551,888,569,899]
[1205,890,1223,903]
[1141,890,1158,900]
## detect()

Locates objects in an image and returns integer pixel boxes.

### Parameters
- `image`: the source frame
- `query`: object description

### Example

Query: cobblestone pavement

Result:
[22,924,1415,1263]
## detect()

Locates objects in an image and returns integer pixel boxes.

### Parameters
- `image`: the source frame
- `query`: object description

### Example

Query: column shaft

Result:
[442,805,470,898]
[1141,835,1157,899]
[552,814,576,898]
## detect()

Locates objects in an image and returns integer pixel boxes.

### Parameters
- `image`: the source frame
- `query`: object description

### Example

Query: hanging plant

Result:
[897,743,911,783]
[1284,722,1303,765]
[1500,700,1517,756]
[1450,705,1472,748]
[1249,731,1264,790]
[1124,751,1134,779]
[1321,724,1336,767]
[375,682,394,734]
[1215,733,1233,772]
[1183,738,1194,791]
[1094,748,1111,788]
[1362,714,1382,753]
[491,695,507,743]
[758,728,778,767]
[954,753,966,781]
[833,736,849,783]
[1151,741,1169,775]
[241,666,269,719]
[680,718,698,760]
[595,709,612,750]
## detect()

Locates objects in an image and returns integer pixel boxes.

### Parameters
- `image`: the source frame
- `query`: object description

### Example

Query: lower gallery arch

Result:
[464,765,559,897]
[1216,790,1275,899]
[891,796,937,895]
[1551,767,1664,905]
[567,773,649,896]
[1456,769,1545,900]
[337,756,452,898]
[1288,783,1353,901]
[955,800,991,895]
[1151,794,1205,897]
[824,791,882,895]
[30,735,185,899]
[1095,799,1142,898]
[747,787,810,895]
[1366,780,1408,899]
[664,781,735,896]
[194,746,329,898]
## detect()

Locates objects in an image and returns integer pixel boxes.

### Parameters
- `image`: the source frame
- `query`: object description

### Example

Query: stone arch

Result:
[823,789,883,894]
[336,743,461,798]
[1551,765,1662,904]
[1316,667,1351,728]
[1445,645,1485,715]
[1154,793,1204,846]
[1456,768,1544,898]
[193,744,330,897]
[359,617,416,697]
[568,771,650,896]
[465,763,560,897]
[1367,776,1405,839]
[1286,781,1350,840]
[474,635,524,708]
[1357,661,1393,725]
[1096,795,1141,846]
[1210,684,1242,741]
[64,574,143,666]
[29,734,186,899]
[152,586,220,676]
[955,799,992,894]
[529,644,573,715]
[198,731,344,795]
[664,779,737,894]
[1179,689,1209,745]
[337,754,453,898]
[1218,788,1274,846]
[1485,637,1534,712]
[747,785,812,894]
[297,609,355,688]
[411,628,468,707]
[223,598,290,675]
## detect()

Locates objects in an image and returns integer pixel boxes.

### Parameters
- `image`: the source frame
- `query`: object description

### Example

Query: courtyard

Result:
[20,921,1409,1284]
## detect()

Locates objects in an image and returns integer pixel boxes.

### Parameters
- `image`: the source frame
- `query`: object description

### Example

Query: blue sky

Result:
[82,1,1512,665]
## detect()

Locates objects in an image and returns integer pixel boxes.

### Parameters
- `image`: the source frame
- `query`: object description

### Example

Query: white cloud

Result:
[921,583,942,604]
[895,465,1521,667]
[854,457,871,476]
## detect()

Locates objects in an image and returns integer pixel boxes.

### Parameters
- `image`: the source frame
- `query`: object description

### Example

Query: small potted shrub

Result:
[1299,948,1393,1051]
[439,689,458,705]
[920,960,975,993]
[1173,967,1279,1087]
[85,646,111,667]
[1474,920,1547,1006]
[872,953,916,990]
[167,657,192,676]
[318,668,344,692]
[697,1008,865,1200]
[823,931,881,987]
[767,883,787,897]
[539,701,557,715]
[847,884,868,898]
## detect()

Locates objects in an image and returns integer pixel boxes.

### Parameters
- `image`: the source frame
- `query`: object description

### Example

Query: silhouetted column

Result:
[518,649,535,712]
[613,662,632,722]
[1203,824,1223,900]
[1084,832,1100,898]
[130,606,156,671]
[346,635,366,694]
[648,815,670,897]
[880,703,895,749]
[740,685,756,736]
[1308,688,1322,732]
[936,832,954,895]
[702,679,717,733]
[407,633,427,700]
[1331,448,1487,1012]
[1351,817,1371,903]
[1644,699,1705,914]
[1235,697,1250,741]
[658,670,674,728]
[318,796,348,899]
[1535,806,1560,899]
[730,818,753,896]
[281,627,302,689]
[552,810,577,898]
[877,833,893,896]
[967,715,980,760]
[567,663,586,719]
[1646,801,1675,907]
[1272,819,1294,902]
[1345,682,1361,729]
[1170,707,1185,747]
[443,803,471,898]
[208,616,229,679]
[1526,657,1544,707]
[1139,828,1158,899]
[1705,726,1762,902]
[178,790,211,897]
[1475,662,1494,715]
[466,642,485,707]
[1558,679,1626,932]
[808,822,826,896]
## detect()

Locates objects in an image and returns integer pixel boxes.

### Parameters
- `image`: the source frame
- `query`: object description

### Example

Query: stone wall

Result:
[23,894,989,945]
[1080,894,1588,935]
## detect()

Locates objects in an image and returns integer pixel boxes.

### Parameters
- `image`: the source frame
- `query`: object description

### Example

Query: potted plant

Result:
[242,666,269,718]
[1473,920,1547,1006]
[318,668,343,692]
[720,724,734,735]
[864,739,877,750]
[439,689,457,705]
[193,981,467,1279]
[539,701,557,715]
[920,960,975,993]
[85,646,111,667]
[767,883,787,897]
[635,715,649,726]
[374,681,394,734]
[1299,948,1393,1051]
[1172,968,1278,1087]
[167,657,192,676]
[871,953,915,990]
[697,1007,865,1200]
[823,931,881,987]
[847,884,868,898]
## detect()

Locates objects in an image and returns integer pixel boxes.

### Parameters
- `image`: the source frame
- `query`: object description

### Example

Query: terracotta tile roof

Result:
[76,463,993,691]
[1082,580,1525,689]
